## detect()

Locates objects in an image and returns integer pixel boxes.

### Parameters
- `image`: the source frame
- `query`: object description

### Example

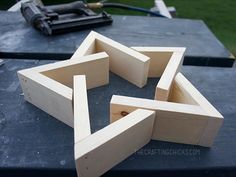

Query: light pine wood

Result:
[71,31,150,88]
[17,30,223,149]
[18,53,109,127]
[18,71,74,126]
[73,75,91,143]
[110,72,223,147]
[110,95,210,146]
[155,51,185,101]
[132,47,185,101]
[74,109,155,177]
[36,52,109,89]
[170,73,224,146]
[168,76,198,105]
[172,73,223,117]
[131,47,185,77]
[155,0,172,18]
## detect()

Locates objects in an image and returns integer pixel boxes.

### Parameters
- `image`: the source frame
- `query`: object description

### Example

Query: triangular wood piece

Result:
[73,76,155,177]
[110,73,223,147]
[71,31,150,88]
[132,47,186,101]
[74,109,155,177]
[18,52,109,127]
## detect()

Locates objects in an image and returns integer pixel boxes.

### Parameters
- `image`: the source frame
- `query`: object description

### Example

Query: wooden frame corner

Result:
[18,52,109,127]
[132,47,186,101]
[74,107,155,177]
[72,74,156,177]
[170,73,224,146]
[71,31,151,88]
[110,72,223,147]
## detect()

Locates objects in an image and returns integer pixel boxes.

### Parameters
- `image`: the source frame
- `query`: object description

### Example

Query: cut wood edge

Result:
[74,109,155,177]
[41,52,109,90]
[17,71,73,126]
[110,95,222,147]
[71,31,151,88]
[18,52,109,94]
[132,47,185,101]
[155,0,172,18]
[95,32,150,62]
[110,95,208,146]
[155,50,185,101]
[173,73,224,147]
[168,76,198,105]
[132,47,185,78]
[71,31,97,58]
[73,75,91,143]
[174,73,223,118]
[17,52,109,127]
[72,31,150,62]
[18,70,72,100]
[30,52,108,73]
[110,95,208,123]
[132,47,186,53]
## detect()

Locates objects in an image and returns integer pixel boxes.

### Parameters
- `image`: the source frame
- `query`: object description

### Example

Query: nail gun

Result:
[20,1,113,35]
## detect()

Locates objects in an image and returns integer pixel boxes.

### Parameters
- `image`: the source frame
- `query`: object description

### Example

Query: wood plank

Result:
[168,76,198,105]
[155,51,185,101]
[17,53,109,127]
[172,73,224,146]
[73,75,91,143]
[71,31,97,57]
[36,52,109,89]
[110,95,205,122]
[110,95,221,146]
[132,47,185,101]
[74,109,155,177]
[18,71,74,126]
[131,47,173,77]
[71,31,150,88]
[155,0,172,18]
[174,73,223,118]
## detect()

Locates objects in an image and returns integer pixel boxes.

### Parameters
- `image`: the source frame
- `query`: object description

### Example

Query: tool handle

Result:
[46,1,94,15]
[21,1,43,25]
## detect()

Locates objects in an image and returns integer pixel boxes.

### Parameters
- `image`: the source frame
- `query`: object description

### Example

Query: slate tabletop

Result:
[0,11,235,177]
[0,59,236,177]
[0,11,234,67]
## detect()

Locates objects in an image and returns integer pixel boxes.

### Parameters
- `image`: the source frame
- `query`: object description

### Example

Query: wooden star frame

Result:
[17,31,223,177]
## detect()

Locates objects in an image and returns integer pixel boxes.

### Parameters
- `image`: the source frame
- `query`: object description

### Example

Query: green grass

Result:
[90,0,236,56]
[89,0,235,56]
[1,0,235,55]
[0,0,15,9]
[165,0,236,56]
[87,0,154,16]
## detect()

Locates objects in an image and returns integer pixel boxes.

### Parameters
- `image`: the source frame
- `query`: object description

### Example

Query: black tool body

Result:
[21,1,113,35]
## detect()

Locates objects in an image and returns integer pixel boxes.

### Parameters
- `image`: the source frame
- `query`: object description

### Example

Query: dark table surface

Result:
[0,11,234,67]
[0,11,236,177]
[0,59,236,177]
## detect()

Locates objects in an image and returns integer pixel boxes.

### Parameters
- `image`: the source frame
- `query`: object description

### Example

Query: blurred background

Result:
[1,0,235,56]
